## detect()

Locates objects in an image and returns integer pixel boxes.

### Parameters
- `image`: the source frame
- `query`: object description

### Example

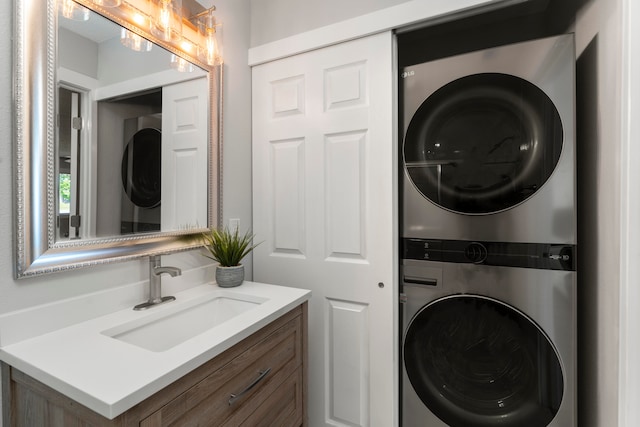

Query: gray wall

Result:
[58,27,99,78]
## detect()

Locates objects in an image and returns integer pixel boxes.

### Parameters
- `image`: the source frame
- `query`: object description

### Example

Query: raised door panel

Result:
[270,137,307,257]
[324,130,367,261]
[326,299,369,426]
[253,31,395,427]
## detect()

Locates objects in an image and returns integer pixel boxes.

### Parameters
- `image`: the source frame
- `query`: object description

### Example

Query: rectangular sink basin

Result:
[102,292,267,352]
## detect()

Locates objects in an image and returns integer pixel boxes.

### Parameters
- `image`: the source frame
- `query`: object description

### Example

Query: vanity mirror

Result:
[14,0,222,278]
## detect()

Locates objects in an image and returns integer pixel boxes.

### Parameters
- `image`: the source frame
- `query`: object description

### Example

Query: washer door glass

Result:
[403,295,563,427]
[121,128,162,208]
[403,73,563,214]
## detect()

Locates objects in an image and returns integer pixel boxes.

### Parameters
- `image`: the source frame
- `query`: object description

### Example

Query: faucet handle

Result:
[153,266,182,277]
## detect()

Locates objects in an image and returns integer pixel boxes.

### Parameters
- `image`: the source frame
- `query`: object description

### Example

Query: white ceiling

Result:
[58,7,121,44]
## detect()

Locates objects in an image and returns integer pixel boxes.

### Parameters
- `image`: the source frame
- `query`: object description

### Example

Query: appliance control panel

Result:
[403,238,576,271]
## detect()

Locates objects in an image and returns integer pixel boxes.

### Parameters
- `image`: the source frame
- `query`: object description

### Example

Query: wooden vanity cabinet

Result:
[1,302,308,427]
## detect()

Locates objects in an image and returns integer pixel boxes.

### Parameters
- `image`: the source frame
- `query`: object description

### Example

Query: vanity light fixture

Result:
[59,0,90,21]
[120,28,153,52]
[69,0,222,65]
[195,8,222,66]
[150,0,183,43]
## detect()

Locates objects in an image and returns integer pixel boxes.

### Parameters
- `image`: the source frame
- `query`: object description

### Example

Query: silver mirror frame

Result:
[13,0,222,278]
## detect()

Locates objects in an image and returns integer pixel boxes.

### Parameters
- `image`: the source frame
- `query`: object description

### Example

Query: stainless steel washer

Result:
[120,114,162,234]
[400,240,576,427]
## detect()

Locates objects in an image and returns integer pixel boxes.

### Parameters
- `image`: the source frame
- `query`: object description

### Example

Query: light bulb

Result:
[151,0,182,42]
[170,54,194,73]
[196,10,222,65]
[59,0,90,21]
[120,28,153,52]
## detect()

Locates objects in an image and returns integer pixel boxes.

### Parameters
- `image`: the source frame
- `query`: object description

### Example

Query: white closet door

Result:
[252,31,396,427]
[161,77,208,230]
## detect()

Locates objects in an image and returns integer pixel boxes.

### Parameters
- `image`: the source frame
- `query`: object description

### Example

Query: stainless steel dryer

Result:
[401,34,575,244]
[401,239,576,427]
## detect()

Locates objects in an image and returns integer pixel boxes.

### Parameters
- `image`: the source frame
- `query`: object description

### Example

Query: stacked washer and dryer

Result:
[400,35,576,427]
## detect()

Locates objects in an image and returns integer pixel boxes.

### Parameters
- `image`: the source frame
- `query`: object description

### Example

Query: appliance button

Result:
[465,242,488,264]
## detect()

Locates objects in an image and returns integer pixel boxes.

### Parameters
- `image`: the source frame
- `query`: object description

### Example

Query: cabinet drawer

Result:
[142,314,303,426]
[228,368,303,427]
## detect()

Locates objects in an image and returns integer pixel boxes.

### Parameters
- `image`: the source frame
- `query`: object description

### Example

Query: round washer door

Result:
[121,128,161,208]
[403,73,563,214]
[403,295,563,427]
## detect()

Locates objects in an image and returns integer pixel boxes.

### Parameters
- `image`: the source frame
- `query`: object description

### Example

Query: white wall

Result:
[97,37,175,85]
[249,0,410,46]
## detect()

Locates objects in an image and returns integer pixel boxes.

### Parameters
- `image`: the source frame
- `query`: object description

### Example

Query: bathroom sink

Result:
[102,292,267,352]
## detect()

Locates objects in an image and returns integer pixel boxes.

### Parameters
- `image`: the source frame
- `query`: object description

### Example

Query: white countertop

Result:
[0,281,311,419]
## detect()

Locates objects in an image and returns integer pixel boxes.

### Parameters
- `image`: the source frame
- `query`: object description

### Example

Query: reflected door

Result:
[57,87,83,240]
[161,77,208,230]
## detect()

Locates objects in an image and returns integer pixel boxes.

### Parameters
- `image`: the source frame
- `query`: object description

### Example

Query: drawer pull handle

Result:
[228,368,272,405]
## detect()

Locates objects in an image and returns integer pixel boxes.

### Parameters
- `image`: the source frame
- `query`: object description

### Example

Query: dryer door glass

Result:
[403,73,563,214]
[403,295,563,427]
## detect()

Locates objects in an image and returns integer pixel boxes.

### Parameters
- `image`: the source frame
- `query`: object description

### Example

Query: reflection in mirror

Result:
[13,0,221,278]
[57,7,208,241]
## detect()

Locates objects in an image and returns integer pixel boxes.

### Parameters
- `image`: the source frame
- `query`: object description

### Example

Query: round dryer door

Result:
[403,295,563,427]
[121,128,161,208]
[403,73,563,214]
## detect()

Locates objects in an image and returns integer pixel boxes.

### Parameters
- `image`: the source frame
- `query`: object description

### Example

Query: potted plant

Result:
[202,227,261,287]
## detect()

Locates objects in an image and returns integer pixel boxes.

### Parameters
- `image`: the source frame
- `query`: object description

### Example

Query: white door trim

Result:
[619,0,640,425]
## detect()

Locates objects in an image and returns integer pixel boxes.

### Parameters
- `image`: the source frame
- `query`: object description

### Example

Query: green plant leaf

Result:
[201,227,261,267]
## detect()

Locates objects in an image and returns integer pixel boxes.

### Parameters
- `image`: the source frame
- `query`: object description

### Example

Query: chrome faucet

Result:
[133,255,181,310]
